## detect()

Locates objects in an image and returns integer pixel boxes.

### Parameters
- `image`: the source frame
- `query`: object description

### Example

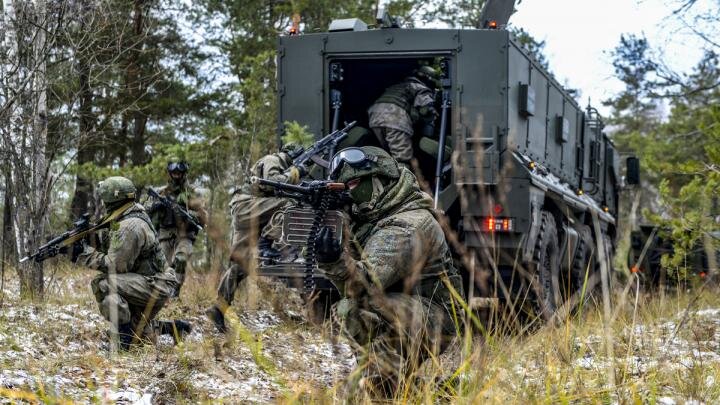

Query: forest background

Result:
[0,0,718,298]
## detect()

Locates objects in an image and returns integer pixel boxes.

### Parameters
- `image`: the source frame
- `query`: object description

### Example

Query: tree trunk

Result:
[2,0,51,299]
[2,170,16,269]
[70,15,95,219]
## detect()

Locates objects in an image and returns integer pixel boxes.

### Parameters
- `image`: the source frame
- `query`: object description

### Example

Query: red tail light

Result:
[482,217,514,232]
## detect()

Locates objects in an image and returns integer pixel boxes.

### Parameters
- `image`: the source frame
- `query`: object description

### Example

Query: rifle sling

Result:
[58,201,136,248]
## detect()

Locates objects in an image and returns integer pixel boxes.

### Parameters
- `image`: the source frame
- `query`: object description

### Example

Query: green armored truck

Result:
[264,13,639,319]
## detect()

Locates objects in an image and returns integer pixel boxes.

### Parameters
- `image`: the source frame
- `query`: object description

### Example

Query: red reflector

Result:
[493,204,503,215]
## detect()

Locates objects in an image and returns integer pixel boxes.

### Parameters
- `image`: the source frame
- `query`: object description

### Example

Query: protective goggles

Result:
[329,148,375,179]
[167,162,189,173]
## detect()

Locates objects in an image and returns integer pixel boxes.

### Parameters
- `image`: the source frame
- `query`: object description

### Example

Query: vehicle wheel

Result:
[571,224,596,301]
[529,211,561,322]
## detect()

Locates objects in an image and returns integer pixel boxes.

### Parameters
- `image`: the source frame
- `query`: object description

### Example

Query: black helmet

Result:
[412,66,439,89]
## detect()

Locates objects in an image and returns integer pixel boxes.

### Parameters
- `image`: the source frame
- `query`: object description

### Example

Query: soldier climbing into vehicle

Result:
[368,65,439,168]
[147,159,207,297]
[314,146,464,396]
[72,176,190,350]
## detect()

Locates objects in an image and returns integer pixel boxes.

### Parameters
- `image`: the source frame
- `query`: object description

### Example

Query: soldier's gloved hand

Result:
[315,226,341,263]
[287,165,305,184]
[294,164,308,178]
[70,240,85,263]
[148,201,163,215]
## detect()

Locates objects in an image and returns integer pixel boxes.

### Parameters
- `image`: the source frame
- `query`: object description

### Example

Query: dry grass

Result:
[2,263,720,404]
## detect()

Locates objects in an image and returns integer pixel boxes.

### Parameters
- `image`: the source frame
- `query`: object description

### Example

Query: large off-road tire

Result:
[571,224,596,299]
[529,211,561,322]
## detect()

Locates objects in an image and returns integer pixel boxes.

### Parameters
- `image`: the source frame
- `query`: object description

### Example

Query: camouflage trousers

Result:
[216,193,291,306]
[333,292,458,394]
[159,234,194,292]
[371,127,414,164]
[91,272,175,335]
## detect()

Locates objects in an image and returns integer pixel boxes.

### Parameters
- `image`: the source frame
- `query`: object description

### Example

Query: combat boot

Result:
[117,322,135,351]
[156,319,192,343]
[205,306,227,333]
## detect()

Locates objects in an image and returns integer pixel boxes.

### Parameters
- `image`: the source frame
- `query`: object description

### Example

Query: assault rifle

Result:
[251,177,349,291]
[146,188,203,232]
[20,214,105,263]
[292,121,357,169]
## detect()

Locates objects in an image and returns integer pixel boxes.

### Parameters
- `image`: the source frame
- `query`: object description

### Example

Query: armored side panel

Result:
[455,30,508,187]
[506,39,583,187]
[278,35,327,140]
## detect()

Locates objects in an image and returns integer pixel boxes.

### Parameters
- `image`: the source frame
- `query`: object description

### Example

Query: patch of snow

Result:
[575,354,595,370]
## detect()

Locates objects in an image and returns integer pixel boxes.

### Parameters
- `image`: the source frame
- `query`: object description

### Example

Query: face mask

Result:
[349,176,374,204]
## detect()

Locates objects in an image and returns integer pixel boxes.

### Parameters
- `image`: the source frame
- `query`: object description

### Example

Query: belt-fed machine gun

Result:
[251,177,349,292]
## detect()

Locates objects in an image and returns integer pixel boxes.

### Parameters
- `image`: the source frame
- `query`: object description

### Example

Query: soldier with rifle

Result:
[21,177,188,350]
[313,146,464,395]
[206,143,306,332]
[147,160,207,297]
[207,123,355,332]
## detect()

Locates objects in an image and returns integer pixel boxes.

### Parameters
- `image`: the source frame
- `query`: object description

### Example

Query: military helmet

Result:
[330,146,400,184]
[412,65,439,88]
[97,176,136,205]
[167,160,189,174]
[281,142,304,159]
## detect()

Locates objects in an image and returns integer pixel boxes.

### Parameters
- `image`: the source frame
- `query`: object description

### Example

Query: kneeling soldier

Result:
[316,147,463,395]
[73,176,182,349]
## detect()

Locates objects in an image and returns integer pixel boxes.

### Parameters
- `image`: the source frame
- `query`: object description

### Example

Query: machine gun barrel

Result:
[251,177,346,197]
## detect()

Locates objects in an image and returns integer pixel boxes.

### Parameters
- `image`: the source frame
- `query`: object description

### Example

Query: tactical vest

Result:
[120,211,167,277]
[375,79,424,114]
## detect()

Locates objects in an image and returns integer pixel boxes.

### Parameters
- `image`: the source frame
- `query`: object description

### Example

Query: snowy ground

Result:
[3,268,720,403]
[0,270,355,403]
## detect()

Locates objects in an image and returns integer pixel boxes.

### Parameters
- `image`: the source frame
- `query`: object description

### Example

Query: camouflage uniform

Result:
[148,181,207,292]
[368,76,437,164]
[78,202,177,341]
[320,146,463,393]
[216,151,300,308]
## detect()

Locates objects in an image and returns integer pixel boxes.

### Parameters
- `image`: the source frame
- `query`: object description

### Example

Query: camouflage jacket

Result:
[147,181,207,239]
[234,151,300,199]
[320,168,459,302]
[368,77,437,133]
[77,204,177,283]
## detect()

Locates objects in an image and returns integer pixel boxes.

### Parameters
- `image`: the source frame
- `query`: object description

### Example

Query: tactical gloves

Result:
[315,226,341,263]
[70,240,85,263]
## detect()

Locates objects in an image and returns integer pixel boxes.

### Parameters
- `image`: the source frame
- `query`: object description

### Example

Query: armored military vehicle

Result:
[264,12,640,319]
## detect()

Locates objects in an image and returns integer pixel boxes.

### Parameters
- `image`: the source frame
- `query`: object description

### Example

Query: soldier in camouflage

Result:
[368,66,439,166]
[315,146,464,395]
[73,176,179,350]
[206,145,305,332]
[147,160,207,297]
